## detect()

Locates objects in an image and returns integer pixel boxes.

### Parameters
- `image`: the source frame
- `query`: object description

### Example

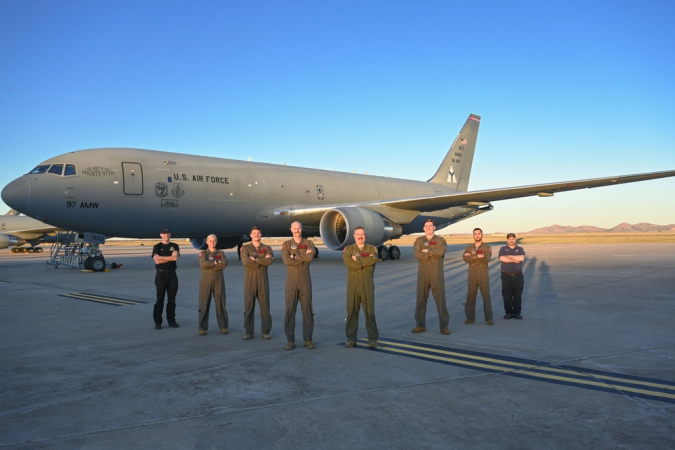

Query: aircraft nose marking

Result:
[1,177,30,214]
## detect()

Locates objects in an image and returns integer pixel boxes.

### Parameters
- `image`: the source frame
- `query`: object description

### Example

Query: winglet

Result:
[427,114,481,192]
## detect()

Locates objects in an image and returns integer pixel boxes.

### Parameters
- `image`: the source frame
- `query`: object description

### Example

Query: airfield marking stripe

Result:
[70,295,138,305]
[356,339,675,402]
[375,339,536,369]
[71,293,145,304]
[59,293,144,306]
[516,366,675,392]
[366,344,675,402]
[375,337,544,365]
[59,294,126,306]
[508,370,675,400]
[360,342,533,372]
[65,294,137,305]
[374,339,675,391]
[504,372,675,403]
[60,294,126,305]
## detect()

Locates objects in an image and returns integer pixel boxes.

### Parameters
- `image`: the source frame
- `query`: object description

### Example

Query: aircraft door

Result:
[122,163,143,195]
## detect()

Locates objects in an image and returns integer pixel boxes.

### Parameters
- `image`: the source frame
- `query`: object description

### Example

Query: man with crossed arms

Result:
[412,219,450,335]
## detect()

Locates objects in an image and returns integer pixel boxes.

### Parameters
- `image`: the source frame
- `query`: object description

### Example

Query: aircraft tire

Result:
[20,247,27,253]
[37,247,44,253]
[91,256,106,272]
[388,245,401,260]
[28,248,35,253]
[314,247,319,259]
[12,248,19,253]
[378,245,389,261]
[84,257,93,270]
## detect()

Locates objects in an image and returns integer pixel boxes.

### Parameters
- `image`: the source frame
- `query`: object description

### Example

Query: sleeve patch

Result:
[199,251,203,257]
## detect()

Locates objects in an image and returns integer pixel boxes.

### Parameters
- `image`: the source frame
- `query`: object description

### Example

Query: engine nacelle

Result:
[319,207,402,250]
[191,236,243,250]
[0,234,23,249]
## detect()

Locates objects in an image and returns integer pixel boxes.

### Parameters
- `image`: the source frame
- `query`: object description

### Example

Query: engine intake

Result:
[319,207,402,250]
[0,234,23,249]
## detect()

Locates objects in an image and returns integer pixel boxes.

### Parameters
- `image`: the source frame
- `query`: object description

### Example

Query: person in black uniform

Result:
[152,227,180,329]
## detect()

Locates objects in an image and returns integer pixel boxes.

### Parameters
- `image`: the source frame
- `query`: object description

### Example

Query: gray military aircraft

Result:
[2,114,675,264]
[0,210,59,253]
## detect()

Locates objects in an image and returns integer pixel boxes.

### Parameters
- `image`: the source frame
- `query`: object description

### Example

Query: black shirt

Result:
[152,241,180,270]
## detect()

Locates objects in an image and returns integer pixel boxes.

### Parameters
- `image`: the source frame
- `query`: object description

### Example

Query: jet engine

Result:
[0,234,23,249]
[319,207,402,250]
[191,236,243,250]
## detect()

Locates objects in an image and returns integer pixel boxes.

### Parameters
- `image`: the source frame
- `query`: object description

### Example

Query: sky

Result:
[1,0,674,234]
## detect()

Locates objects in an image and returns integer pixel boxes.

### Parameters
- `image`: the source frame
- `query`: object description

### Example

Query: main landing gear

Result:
[377,245,401,261]
[11,247,44,253]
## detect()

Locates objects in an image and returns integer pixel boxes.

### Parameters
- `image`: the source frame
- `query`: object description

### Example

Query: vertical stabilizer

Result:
[427,114,481,192]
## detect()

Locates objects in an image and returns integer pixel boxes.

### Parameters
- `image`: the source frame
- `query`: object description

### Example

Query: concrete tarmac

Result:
[1,243,674,449]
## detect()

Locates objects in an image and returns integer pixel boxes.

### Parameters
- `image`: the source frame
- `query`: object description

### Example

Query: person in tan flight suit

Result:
[198,234,228,336]
[412,219,450,335]
[240,226,274,340]
[463,227,494,325]
[281,221,315,350]
[342,227,379,348]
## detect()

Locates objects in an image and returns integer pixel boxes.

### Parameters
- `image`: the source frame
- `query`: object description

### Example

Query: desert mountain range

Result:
[525,222,675,234]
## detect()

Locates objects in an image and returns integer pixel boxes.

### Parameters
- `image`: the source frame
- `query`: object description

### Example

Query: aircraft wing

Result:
[6,226,59,234]
[284,170,675,222]
[382,169,675,212]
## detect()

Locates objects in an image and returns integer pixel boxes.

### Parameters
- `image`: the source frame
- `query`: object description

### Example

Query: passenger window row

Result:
[29,164,77,176]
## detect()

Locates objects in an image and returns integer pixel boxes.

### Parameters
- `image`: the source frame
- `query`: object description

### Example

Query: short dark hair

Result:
[507,232,516,239]
[250,226,261,233]
[424,219,435,225]
[473,227,483,233]
[354,226,365,233]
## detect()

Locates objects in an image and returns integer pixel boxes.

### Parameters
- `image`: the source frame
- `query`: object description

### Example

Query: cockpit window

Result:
[64,164,77,176]
[48,164,64,175]
[29,164,51,174]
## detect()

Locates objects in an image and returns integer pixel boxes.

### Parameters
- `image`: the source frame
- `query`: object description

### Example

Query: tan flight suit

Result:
[463,243,493,321]
[281,238,315,343]
[413,235,450,330]
[343,243,379,341]
[240,242,274,336]
[198,249,228,331]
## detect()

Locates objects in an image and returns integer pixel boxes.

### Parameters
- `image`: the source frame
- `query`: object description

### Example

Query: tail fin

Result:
[427,113,481,192]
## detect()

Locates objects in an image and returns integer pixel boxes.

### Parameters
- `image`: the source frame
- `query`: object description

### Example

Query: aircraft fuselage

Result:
[2,148,472,239]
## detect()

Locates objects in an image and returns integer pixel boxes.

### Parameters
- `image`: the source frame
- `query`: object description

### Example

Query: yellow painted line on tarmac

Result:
[375,338,675,392]
[70,293,142,305]
[59,293,145,306]
[358,338,675,402]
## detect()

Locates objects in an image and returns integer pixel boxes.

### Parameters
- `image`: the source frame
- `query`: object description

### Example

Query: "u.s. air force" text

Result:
[173,174,229,184]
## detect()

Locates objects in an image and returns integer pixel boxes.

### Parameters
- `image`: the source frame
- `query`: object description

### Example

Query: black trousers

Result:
[154,270,178,325]
[501,272,524,315]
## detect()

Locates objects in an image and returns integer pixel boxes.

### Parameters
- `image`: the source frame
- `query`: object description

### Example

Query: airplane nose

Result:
[1,177,30,213]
